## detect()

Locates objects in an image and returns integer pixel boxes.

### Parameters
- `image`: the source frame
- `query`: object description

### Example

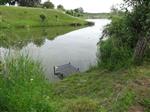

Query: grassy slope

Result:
[53,65,150,112]
[1,57,149,112]
[0,6,87,28]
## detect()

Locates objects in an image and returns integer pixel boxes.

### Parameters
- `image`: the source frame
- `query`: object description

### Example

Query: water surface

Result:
[0,19,110,81]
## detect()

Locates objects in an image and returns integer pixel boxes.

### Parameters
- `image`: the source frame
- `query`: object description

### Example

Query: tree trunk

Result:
[133,36,150,65]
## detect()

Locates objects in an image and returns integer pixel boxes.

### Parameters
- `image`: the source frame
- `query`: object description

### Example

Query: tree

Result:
[74,7,84,14]
[66,10,74,16]
[0,0,41,7]
[17,0,41,7]
[57,4,65,11]
[66,7,84,17]
[74,7,84,17]
[123,0,150,64]
[0,0,14,5]
[110,5,120,15]
[99,0,150,70]
[42,0,54,9]
[0,0,7,5]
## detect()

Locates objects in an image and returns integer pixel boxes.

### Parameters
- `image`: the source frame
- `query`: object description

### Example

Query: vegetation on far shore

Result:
[82,13,110,19]
[0,6,91,28]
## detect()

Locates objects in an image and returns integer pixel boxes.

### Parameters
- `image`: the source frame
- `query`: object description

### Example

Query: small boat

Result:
[54,62,80,79]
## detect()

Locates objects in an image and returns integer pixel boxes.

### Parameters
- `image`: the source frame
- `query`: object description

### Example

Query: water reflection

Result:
[0,26,82,49]
[0,19,110,81]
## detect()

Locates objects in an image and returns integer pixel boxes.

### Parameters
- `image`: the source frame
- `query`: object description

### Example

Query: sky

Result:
[42,0,123,13]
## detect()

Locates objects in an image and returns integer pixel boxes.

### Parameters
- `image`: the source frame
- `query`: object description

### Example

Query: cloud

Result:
[42,0,123,13]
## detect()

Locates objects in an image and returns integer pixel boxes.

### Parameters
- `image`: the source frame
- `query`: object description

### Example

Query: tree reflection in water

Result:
[0,26,82,49]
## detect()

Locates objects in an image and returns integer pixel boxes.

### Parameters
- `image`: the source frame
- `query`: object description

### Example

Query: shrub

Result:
[98,15,134,70]
[98,0,150,68]
[40,13,47,22]
[98,37,132,70]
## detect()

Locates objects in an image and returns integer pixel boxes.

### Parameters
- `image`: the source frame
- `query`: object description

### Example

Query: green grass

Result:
[53,65,150,112]
[0,56,58,112]
[0,6,88,28]
[82,13,110,19]
[0,57,149,112]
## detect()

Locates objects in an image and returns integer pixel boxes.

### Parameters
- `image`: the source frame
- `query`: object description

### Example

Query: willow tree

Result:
[124,0,150,64]
[99,0,150,70]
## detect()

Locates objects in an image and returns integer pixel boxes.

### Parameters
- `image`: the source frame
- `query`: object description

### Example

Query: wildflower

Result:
[30,78,34,81]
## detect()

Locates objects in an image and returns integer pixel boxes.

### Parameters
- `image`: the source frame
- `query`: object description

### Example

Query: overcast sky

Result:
[42,0,123,13]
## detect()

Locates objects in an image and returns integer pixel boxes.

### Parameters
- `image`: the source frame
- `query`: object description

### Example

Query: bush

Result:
[98,15,134,70]
[98,38,132,70]
[98,0,150,69]
[40,13,47,22]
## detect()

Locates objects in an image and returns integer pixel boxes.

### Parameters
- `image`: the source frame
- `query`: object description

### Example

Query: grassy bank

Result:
[82,13,110,19]
[0,6,89,28]
[0,57,149,112]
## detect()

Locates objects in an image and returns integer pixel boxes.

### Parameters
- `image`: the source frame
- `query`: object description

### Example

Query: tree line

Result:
[0,0,54,8]
[0,0,40,6]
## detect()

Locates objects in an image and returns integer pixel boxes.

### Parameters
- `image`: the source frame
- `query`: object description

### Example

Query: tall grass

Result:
[97,15,135,70]
[0,56,57,112]
[98,37,133,70]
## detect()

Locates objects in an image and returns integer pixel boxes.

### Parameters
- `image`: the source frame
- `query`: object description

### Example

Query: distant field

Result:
[83,13,110,19]
[0,6,88,28]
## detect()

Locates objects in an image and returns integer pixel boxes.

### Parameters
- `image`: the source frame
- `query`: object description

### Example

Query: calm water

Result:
[0,19,110,81]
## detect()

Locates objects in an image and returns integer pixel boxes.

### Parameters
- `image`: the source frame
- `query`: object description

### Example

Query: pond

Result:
[0,19,110,81]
